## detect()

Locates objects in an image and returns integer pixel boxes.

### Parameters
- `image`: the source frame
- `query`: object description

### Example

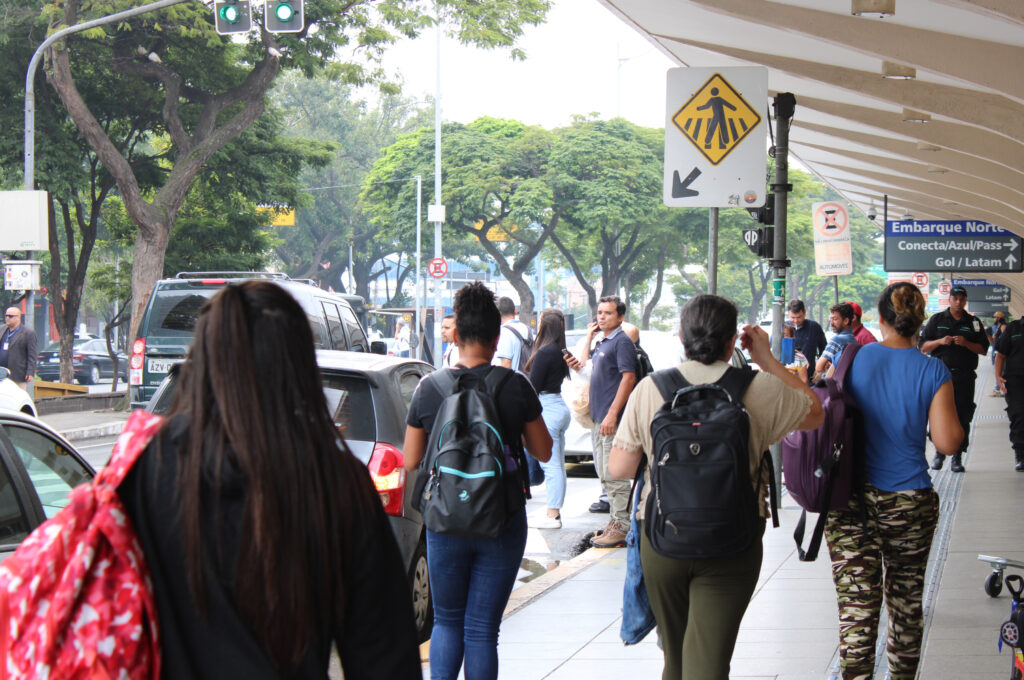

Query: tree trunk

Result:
[641,252,666,330]
[550,231,598,317]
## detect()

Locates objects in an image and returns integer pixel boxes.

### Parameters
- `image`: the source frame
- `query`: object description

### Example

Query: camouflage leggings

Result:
[824,485,940,680]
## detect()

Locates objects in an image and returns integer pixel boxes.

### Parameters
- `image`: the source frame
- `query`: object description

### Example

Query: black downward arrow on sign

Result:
[672,167,701,198]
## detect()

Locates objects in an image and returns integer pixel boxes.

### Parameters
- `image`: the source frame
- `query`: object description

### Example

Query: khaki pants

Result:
[591,427,630,530]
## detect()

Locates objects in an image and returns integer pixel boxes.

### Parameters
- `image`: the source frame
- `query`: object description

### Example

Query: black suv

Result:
[129,273,370,408]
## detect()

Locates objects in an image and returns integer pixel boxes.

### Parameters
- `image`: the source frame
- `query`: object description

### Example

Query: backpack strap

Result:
[714,366,757,403]
[830,341,861,389]
[482,365,515,395]
[650,368,690,402]
[758,450,780,529]
[504,324,533,348]
[432,367,460,396]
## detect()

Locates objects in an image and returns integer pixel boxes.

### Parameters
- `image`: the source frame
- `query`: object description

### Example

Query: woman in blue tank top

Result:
[825,282,962,680]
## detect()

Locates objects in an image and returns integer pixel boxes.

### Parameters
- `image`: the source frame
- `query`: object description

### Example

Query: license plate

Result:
[48,357,59,363]
[148,359,179,374]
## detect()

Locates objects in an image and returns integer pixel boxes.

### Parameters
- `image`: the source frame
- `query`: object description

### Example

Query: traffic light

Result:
[265,0,304,33]
[214,0,251,34]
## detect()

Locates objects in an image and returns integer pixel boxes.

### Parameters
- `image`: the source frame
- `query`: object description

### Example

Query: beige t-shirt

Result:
[613,360,813,521]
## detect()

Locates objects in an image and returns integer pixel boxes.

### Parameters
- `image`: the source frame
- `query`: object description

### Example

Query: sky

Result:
[376,0,676,131]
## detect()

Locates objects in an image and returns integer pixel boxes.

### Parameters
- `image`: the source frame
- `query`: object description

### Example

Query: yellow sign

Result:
[671,73,761,166]
[475,220,518,242]
[257,206,296,226]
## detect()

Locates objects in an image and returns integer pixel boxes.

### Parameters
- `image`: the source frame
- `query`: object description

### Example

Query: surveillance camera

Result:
[867,210,877,221]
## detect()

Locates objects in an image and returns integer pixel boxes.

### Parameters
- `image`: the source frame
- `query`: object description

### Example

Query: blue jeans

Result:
[426,509,527,680]
[538,393,570,510]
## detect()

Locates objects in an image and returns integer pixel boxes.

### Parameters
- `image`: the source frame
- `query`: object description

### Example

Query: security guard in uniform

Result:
[919,285,989,472]
[994,317,1024,471]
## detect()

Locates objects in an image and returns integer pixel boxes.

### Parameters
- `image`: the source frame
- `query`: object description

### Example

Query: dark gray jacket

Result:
[1,325,38,382]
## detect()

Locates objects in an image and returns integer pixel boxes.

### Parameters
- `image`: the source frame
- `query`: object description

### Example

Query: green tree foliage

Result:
[36,0,551,340]
[271,73,431,300]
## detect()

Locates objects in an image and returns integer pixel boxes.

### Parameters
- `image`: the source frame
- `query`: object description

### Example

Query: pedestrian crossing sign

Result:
[671,73,762,166]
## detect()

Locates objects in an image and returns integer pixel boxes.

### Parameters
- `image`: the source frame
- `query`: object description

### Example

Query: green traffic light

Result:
[219,4,239,22]
[274,1,294,21]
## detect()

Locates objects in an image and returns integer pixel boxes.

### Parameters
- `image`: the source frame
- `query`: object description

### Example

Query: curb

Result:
[502,544,620,619]
[58,421,128,443]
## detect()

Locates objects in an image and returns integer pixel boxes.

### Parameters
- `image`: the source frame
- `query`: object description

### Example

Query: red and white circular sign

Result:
[938,280,952,296]
[428,257,448,278]
[912,272,929,289]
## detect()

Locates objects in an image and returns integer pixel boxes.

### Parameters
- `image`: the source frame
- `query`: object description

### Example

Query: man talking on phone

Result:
[565,296,637,547]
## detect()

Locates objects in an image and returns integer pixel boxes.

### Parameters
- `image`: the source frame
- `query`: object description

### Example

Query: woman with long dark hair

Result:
[825,283,961,680]
[118,281,421,679]
[524,308,571,529]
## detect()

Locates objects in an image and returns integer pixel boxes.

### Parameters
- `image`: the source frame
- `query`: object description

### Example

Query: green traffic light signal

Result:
[214,0,251,34]
[265,0,303,32]
[275,2,294,21]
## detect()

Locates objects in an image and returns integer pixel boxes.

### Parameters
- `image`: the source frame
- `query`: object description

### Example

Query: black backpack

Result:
[415,367,527,538]
[503,323,534,373]
[635,343,654,382]
[643,366,777,560]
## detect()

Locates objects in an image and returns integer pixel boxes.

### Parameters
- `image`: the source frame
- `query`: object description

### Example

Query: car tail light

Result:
[367,442,405,516]
[129,338,145,385]
[200,279,227,285]
[73,354,85,361]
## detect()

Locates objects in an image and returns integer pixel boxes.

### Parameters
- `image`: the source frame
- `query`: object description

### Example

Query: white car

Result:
[0,368,36,417]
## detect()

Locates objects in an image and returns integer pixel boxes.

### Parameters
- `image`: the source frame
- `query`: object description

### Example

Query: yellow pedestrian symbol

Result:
[671,73,762,166]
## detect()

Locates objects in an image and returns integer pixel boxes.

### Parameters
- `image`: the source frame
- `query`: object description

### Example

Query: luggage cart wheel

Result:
[985,571,1003,597]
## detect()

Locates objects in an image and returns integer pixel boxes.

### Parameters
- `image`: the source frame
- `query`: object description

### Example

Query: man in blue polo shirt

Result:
[566,295,637,548]
[813,302,858,382]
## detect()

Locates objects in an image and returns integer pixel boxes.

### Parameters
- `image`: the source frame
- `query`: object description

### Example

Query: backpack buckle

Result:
[689,443,701,456]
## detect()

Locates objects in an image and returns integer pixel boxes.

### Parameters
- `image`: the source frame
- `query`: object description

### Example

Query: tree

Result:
[39,0,551,340]
[363,117,560,321]
[271,73,431,298]
[546,118,664,317]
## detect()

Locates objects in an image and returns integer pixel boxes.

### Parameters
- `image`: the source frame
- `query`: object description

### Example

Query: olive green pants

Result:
[640,520,764,680]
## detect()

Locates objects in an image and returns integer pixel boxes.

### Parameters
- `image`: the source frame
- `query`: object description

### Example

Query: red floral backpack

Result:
[0,410,165,679]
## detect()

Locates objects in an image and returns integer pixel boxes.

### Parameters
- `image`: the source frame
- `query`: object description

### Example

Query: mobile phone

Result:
[561,348,573,359]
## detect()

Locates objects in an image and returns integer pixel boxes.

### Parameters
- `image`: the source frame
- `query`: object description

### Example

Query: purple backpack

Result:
[781,342,863,561]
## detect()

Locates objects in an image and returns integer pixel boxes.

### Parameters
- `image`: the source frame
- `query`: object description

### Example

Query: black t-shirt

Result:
[118,415,422,680]
[407,364,543,444]
[528,343,570,395]
[919,308,989,371]
[996,320,1024,377]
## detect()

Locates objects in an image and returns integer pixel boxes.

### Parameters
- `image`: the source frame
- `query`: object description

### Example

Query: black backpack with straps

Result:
[643,366,778,560]
[414,366,528,538]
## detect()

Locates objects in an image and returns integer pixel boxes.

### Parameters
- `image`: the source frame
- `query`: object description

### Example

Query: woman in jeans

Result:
[404,282,552,680]
[825,283,962,680]
[525,308,572,529]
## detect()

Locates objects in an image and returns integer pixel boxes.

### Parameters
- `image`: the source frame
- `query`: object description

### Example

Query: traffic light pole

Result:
[768,93,796,361]
[22,0,189,344]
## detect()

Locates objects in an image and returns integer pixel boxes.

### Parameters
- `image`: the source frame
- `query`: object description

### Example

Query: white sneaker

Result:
[529,514,562,529]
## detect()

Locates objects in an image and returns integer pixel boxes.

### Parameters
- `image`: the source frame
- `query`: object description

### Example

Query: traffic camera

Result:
[265,0,304,33]
[214,0,251,34]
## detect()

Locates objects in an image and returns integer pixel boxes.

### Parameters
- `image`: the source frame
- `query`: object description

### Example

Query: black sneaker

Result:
[589,499,610,513]
[930,454,944,470]
[950,453,965,473]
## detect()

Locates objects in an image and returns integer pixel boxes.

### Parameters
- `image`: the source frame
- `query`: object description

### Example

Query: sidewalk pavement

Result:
[42,408,130,443]
[460,361,1022,680]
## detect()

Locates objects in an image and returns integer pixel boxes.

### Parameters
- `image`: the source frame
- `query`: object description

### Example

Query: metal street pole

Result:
[708,208,719,294]
[22,0,189,346]
[769,92,796,494]
[432,13,443,368]
[415,174,422,360]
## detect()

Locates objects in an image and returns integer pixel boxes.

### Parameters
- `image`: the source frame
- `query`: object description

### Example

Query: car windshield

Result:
[41,338,90,353]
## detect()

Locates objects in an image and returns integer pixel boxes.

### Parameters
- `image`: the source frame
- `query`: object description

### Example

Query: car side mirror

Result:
[370,341,387,355]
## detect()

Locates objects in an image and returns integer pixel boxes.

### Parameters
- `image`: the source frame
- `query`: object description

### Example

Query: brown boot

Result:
[592,519,616,538]
[590,523,627,548]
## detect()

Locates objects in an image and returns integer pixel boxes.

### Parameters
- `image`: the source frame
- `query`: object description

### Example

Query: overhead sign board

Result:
[885,219,1023,272]
[951,278,1011,303]
[812,201,853,276]
[664,67,768,208]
